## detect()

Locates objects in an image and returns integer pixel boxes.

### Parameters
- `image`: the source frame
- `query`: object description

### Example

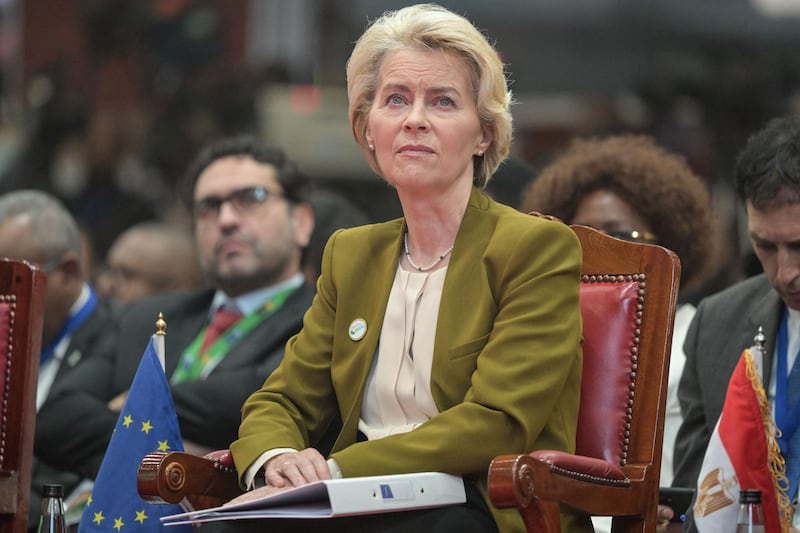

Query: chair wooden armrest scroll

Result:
[0,259,46,533]
[488,223,681,533]
[137,449,241,511]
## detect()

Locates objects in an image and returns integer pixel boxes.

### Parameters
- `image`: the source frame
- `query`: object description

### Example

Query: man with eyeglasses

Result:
[35,136,318,511]
[665,115,800,531]
[0,189,119,530]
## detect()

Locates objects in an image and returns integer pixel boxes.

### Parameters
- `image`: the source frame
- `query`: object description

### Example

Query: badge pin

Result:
[66,349,83,367]
[349,318,367,341]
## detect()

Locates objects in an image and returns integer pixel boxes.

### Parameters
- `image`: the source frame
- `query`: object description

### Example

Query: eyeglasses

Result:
[193,186,283,220]
[40,255,65,274]
[101,264,172,288]
[605,229,658,244]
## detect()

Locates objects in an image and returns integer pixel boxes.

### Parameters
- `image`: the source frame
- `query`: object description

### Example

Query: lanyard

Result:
[171,286,296,383]
[40,287,98,365]
[775,309,800,454]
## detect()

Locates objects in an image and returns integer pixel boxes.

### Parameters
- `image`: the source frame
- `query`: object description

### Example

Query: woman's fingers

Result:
[263,449,332,488]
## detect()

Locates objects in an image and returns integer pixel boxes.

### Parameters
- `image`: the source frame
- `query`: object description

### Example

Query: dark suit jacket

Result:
[673,274,782,530]
[30,298,118,530]
[34,283,315,481]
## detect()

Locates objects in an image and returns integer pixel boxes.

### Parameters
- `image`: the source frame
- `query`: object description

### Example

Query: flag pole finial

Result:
[156,313,167,335]
[754,326,765,347]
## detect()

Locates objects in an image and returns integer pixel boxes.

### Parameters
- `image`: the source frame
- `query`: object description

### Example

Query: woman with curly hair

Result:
[520,134,714,530]
[520,134,713,294]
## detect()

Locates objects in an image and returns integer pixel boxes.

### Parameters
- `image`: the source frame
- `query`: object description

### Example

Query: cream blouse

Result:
[244,262,448,487]
[358,263,447,440]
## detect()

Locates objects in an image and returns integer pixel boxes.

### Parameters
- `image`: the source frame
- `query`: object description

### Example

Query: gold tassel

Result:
[745,348,794,532]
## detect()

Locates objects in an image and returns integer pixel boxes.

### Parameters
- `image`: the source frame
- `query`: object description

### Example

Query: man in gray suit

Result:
[0,190,119,530]
[34,137,317,501]
[669,115,800,530]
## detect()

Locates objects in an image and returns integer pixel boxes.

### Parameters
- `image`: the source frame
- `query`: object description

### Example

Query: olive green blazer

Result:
[232,188,584,532]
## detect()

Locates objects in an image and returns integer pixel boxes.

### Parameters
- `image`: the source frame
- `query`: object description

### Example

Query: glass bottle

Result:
[37,484,67,533]
[736,489,765,533]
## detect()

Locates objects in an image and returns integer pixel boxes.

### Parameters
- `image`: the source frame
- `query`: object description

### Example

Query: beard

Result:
[209,247,293,297]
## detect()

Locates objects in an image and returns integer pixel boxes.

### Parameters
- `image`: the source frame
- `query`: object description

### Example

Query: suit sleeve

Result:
[171,343,290,449]
[672,299,711,488]
[34,324,120,478]
[171,289,312,449]
[35,297,179,478]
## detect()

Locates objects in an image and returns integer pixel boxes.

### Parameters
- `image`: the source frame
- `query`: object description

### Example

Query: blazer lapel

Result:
[334,222,405,447]
[432,189,494,406]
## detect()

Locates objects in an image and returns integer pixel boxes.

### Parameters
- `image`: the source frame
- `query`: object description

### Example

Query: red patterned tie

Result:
[200,307,242,353]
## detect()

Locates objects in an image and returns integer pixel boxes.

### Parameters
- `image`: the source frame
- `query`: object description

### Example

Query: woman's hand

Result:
[263,448,331,489]
[224,484,287,506]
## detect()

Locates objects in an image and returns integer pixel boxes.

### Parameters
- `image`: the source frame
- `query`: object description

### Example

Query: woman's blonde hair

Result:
[346,3,512,188]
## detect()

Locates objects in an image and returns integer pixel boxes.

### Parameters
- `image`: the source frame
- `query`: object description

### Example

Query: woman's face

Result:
[571,189,657,243]
[365,48,490,192]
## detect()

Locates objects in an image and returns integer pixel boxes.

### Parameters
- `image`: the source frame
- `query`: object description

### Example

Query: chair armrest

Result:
[137,450,242,510]
[204,448,235,468]
[489,452,641,532]
[530,450,627,483]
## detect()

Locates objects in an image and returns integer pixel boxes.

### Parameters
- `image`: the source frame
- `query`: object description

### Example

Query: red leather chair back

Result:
[0,259,46,533]
[578,279,642,466]
[0,301,12,407]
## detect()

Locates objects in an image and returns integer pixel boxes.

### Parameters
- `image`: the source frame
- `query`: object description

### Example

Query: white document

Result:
[161,472,466,525]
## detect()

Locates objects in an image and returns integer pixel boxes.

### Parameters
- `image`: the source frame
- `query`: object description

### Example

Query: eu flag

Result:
[78,334,192,533]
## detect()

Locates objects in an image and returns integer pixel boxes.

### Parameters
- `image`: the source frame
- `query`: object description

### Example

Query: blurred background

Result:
[1,0,798,290]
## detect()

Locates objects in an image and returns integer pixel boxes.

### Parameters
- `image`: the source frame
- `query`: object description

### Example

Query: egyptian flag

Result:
[693,345,793,532]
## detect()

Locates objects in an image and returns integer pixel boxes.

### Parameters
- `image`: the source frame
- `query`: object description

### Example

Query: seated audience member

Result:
[520,134,714,530]
[225,5,587,533]
[96,220,205,305]
[35,136,316,483]
[672,115,800,531]
[302,188,370,284]
[0,189,117,530]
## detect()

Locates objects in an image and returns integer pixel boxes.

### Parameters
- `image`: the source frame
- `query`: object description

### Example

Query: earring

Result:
[476,150,484,156]
[368,144,375,151]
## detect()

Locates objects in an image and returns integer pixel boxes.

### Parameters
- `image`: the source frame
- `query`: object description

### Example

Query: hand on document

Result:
[264,448,332,489]
[224,484,287,506]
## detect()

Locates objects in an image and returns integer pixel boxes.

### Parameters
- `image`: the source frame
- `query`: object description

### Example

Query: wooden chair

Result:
[0,259,46,533]
[487,224,681,533]
[137,223,681,532]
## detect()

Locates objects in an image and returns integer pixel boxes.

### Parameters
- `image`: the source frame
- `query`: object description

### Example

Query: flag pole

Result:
[155,313,166,372]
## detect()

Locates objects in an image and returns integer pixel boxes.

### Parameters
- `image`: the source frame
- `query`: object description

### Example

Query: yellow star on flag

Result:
[122,414,133,428]
[135,509,148,524]
[92,511,104,525]
[141,420,153,434]
[157,440,170,451]
[113,517,124,531]
[87,495,93,506]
